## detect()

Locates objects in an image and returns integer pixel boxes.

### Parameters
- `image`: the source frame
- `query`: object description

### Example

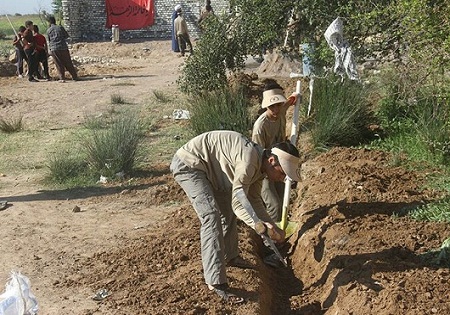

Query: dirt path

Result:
[0,40,188,314]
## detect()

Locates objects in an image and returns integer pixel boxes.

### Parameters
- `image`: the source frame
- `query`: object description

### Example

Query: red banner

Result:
[106,0,154,30]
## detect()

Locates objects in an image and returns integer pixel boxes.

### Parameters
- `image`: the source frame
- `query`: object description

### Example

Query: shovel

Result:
[236,189,287,267]
[277,80,302,238]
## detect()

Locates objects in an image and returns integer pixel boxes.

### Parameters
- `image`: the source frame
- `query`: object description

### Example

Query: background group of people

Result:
[171,0,215,56]
[12,16,78,83]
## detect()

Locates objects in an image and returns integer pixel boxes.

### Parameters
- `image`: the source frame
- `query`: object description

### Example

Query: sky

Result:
[0,0,53,15]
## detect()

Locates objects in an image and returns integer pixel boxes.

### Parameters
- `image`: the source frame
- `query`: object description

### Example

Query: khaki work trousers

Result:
[261,178,285,222]
[170,155,239,286]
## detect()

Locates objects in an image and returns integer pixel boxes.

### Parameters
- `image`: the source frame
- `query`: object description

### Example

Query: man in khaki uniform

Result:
[252,82,298,221]
[174,9,193,56]
[170,130,301,304]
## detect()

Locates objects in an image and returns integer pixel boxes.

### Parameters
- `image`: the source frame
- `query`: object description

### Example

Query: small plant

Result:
[111,93,126,104]
[420,237,450,268]
[83,114,109,130]
[310,76,374,148]
[111,82,135,87]
[82,112,144,177]
[187,84,252,136]
[0,116,23,133]
[153,90,171,103]
[47,150,89,184]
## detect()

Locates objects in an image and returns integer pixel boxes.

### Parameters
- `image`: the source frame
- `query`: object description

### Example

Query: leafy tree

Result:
[177,14,246,94]
[180,0,450,94]
[229,0,291,57]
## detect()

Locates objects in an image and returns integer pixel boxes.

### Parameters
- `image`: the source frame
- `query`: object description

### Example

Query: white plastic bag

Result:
[324,17,359,81]
[0,271,39,315]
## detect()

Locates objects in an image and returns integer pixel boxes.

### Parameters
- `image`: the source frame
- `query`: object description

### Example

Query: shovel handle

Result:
[280,80,301,231]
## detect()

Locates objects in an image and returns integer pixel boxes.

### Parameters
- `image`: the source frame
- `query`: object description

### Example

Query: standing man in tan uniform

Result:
[174,8,193,56]
[252,82,298,221]
[170,130,301,304]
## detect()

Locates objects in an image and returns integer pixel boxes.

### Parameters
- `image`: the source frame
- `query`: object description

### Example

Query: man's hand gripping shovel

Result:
[236,189,287,267]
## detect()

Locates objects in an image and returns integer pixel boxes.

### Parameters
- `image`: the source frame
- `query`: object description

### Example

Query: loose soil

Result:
[1,40,449,315]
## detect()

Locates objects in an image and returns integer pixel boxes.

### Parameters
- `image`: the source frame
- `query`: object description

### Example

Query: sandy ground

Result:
[1,40,450,315]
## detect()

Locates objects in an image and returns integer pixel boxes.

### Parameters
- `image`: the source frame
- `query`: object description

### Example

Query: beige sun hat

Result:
[271,147,301,182]
[261,88,287,109]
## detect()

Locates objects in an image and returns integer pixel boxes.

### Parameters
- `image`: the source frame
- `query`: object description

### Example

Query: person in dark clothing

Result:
[22,21,38,82]
[33,25,51,80]
[47,16,79,82]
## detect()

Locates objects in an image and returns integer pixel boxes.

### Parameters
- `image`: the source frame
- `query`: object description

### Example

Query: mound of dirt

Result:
[257,49,302,78]
[60,147,450,315]
[0,61,16,77]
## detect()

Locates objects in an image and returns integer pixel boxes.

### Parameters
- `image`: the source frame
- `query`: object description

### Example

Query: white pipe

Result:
[280,80,301,230]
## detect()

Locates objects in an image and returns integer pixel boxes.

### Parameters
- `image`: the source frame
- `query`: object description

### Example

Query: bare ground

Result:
[1,40,449,315]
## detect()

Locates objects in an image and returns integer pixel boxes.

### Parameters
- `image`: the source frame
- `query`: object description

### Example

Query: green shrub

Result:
[153,90,171,103]
[82,112,144,177]
[414,91,450,164]
[47,150,89,184]
[309,76,373,148]
[374,64,450,165]
[83,114,110,130]
[177,14,246,95]
[188,85,252,136]
[0,116,23,133]
[396,197,450,223]
[111,93,126,104]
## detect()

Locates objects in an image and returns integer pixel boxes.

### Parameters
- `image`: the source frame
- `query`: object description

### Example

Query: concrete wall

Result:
[62,0,230,42]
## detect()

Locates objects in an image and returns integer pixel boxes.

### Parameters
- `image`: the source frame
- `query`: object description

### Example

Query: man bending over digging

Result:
[171,130,301,304]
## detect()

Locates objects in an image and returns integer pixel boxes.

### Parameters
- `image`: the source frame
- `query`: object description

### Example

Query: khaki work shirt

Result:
[252,111,287,149]
[174,15,189,36]
[175,130,273,227]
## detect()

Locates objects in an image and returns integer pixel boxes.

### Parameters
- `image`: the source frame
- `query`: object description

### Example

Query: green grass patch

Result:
[309,76,374,148]
[47,112,146,186]
[47,149,90,185]
[0,39,13,58]
[0,116,23,133]
[0,130,64,177]
[394,194,450,223]
[0,14,49,37]
[153,90,171,103]
[111,93,127,105]
[110,82,136,87]
[366,124,433,167]
[187,85,252,137]
[81,112,145,178]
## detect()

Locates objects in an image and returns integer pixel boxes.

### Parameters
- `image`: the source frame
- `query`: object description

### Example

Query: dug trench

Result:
[60,147,450,315]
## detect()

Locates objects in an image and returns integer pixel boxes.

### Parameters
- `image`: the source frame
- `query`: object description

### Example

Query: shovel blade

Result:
[276,220,298,239]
